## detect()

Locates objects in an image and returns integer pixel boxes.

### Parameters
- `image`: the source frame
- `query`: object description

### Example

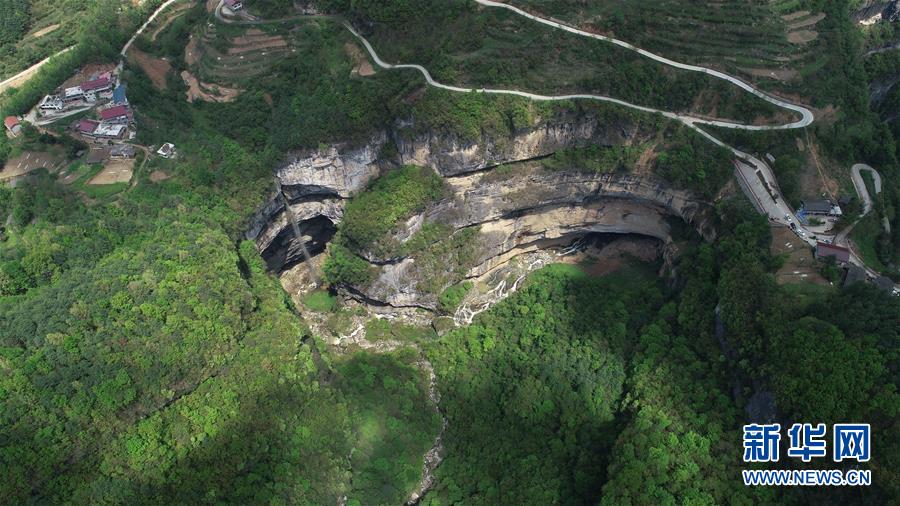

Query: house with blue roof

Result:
[112,83,128,105]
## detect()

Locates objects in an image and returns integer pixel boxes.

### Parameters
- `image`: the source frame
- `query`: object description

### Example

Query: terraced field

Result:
[513,0,828,89]
[190,23,301,86]
[361,0,799,125]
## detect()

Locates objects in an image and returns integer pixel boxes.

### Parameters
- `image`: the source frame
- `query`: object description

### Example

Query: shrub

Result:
[438,281,472,313]
[322,243,375,287]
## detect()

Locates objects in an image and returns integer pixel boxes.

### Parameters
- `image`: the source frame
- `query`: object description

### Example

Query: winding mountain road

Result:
[345,1,817,237]
[851,163,883,216]
[121,0,182,57]
[345,1,900,284]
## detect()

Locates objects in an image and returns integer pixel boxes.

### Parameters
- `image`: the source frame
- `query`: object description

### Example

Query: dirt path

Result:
[31,24,61,38]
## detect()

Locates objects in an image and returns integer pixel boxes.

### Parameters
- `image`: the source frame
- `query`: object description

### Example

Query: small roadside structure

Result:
[157,142,176,159]
[802,199,842,217]
[110,144,136,159]
[815,242,850,263]
[224,0,244,11]
[4,116,21,136]
[39,95,64,111]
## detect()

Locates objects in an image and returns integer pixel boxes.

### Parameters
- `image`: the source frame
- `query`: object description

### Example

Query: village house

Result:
[64,86,84,102]
[99,105,132,125]
[81,75,113,102]
[224,0,244,11]
[78,119,100,136]
[4,116,22,136]
[94,123,127,139]
[110,144,136,159]
[157,142,177,158]
[112,84,128,105]
[802,199,843,217]
[815,242,851,263]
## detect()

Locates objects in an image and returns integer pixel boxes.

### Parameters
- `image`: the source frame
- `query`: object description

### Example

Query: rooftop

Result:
[78,119,99,134]
[815,242,851,262]
[4,116,20,129]
[81,76,111,91]
[113,84,127,104]
[803,200,833,214]
[100,105,129,120]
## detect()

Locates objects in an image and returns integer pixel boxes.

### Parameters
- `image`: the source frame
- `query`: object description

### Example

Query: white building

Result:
[157,142,177,159]
[39,95,64,111]
[64,86,84,101]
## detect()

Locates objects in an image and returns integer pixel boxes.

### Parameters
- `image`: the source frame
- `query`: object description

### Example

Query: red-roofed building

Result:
[81,76,112,92]
[4,116,21,136]
[100,105,131,124]
[815,242,851,263]
[78,119,100,136]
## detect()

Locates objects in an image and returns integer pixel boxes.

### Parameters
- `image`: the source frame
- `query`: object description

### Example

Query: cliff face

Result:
[393,112,640,176]
[361,168,712,308]
[247,110,714,307]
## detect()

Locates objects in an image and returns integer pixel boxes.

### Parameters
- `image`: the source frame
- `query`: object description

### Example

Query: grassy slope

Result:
[362,0,790,125]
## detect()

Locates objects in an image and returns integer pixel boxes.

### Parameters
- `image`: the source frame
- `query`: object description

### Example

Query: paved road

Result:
[346,5,815,233]
[121,0,182,56]
[851,163,882,216]
[476,0,814,131]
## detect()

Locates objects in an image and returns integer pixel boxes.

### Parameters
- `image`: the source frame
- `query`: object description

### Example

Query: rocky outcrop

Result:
[276,131,387,199]
[361,168,713,308]
[393,112,639,176]
[247,109,713,297]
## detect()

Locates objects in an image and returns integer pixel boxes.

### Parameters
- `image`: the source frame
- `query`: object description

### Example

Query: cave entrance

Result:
[262,215,337,272]
[554,232,665,277]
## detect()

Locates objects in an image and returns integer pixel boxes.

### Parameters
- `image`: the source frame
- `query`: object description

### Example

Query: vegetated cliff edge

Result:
[246,108,717,308]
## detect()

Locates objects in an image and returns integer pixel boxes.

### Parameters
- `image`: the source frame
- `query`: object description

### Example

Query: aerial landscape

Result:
[0,0,898,504]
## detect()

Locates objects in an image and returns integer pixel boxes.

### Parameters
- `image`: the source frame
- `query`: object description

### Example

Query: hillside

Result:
[0,0,898,504]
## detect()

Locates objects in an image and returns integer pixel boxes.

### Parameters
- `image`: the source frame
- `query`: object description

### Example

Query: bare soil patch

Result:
[206,0,219,13]
[771,227,828,285]
[60,63,116,90]
[788,30,819,44]
[89,158,135,185]
[181,70,242,102]
[633,143,659,176]
[228,36,288,55]
[150,170,172,182]
[31,24,61,38]
[130,49,171,90]
[788,13,826,30]
[1,150,65,180]
[781,10,810,22]
[346,42,376,77]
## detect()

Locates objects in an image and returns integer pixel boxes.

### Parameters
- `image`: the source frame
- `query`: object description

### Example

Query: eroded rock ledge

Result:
[246,110,714,307]
[361,168,713,308]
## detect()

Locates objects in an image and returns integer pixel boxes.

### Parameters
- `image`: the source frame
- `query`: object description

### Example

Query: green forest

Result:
[1,0,899,503]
